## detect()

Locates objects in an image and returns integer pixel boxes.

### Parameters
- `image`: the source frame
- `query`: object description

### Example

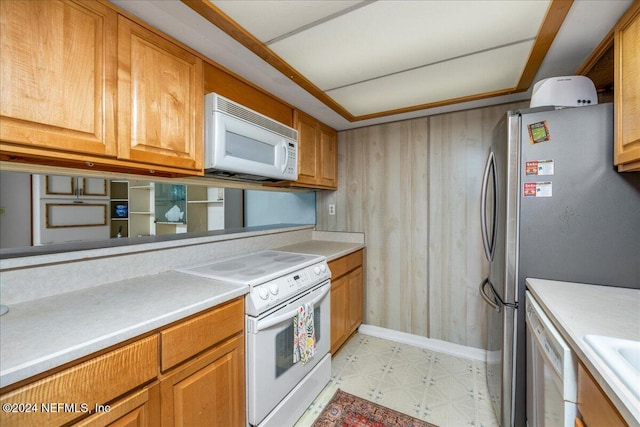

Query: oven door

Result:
[246,281,330,426]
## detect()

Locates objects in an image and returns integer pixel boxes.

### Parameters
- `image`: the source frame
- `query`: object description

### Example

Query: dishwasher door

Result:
[525,292,578,427]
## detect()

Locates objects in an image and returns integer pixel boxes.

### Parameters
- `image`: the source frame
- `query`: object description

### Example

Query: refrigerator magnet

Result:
[527,121,551,144]
[525,160,554,176]
[523,181,552,197]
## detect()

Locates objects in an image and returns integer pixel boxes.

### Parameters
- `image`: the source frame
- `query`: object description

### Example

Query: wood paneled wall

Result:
[316,101,529,349]
[317,119,431,335]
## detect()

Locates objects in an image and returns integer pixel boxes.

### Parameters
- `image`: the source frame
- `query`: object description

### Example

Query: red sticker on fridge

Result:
[525,160,554,176]
[523,182,537,197]
[523,182,553,197]
[525,162,538,175]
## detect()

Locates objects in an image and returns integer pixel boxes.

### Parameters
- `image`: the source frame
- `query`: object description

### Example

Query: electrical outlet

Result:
[329,204,336,215]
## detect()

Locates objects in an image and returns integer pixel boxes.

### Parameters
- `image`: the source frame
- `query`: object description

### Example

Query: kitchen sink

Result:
[584,334,640,400]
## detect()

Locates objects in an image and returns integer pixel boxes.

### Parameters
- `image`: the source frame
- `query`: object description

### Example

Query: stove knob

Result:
[320,264,327,273]
[258,288,269,300]
[314,266,321,275]
[269,283,279,295]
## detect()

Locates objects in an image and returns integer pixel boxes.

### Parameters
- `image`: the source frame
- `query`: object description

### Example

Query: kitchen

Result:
[1,1,639,427]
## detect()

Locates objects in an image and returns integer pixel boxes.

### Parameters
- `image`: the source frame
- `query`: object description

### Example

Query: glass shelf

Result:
[155,183,186,224]
[187,200,224,204]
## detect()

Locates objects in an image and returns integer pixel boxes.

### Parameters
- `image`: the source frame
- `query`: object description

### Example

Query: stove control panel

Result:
[246,261,331,316]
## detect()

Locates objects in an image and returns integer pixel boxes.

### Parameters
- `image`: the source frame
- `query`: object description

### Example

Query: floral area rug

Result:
[311,389,438,427]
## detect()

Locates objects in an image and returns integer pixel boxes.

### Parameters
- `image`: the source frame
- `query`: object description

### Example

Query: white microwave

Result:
[204,93,298,182]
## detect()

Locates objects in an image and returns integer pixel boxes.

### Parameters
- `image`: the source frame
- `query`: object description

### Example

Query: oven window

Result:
[275,307,321,377]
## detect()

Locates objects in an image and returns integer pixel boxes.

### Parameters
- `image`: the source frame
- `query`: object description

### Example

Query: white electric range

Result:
[177,250,332,427]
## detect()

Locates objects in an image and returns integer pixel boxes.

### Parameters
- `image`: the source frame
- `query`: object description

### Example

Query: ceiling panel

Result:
[114,0,636,128]
[269,0,550,91]
[185,0,630,121]
[327,39,534,116]
[210,0,363,42]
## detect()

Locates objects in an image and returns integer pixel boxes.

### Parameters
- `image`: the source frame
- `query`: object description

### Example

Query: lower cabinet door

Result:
[330,275,349,355]
[347,266,364,333]
[160,334,245,427]
[72,384,160,427]
[0,336,158,427]
[577,362,627,427]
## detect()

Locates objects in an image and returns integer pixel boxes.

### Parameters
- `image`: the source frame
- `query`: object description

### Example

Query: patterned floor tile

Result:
[294,332,499,427]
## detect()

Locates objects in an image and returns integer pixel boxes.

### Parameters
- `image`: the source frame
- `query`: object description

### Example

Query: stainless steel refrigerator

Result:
[479,102,640,427]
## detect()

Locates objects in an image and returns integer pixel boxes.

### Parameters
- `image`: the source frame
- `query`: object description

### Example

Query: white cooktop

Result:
[177,250,324,286]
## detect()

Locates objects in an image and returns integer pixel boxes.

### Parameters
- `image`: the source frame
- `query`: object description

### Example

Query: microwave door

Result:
[211,111,284,178]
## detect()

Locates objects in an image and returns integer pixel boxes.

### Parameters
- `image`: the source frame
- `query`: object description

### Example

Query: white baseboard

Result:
[357,324,487,362]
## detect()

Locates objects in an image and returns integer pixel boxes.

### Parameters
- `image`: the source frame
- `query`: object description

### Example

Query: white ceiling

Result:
[212,0,547,116]
[111,0,632,130]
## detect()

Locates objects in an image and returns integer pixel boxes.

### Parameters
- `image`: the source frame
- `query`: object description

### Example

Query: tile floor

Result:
[295,332,499,427]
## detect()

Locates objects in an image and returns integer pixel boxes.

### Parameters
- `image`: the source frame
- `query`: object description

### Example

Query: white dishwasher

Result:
[526,291,578,427]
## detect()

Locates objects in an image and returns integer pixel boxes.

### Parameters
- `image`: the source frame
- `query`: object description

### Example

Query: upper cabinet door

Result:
[292,110,338,190]
[294,111,320,185]
[0,0,117,156]
[117,17,203,172]
[319,124,338,188]
[614,1,640,171]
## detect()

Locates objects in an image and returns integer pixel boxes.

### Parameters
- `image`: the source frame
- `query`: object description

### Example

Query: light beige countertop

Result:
[0,272,247,388]
[526,278,640,426]
[0,232,365,389]
[276,240,364,262]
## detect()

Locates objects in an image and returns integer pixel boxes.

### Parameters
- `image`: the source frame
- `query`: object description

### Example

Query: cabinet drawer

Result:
[160,298,244,371]
[0,335,158,427]
[328,250,363,279]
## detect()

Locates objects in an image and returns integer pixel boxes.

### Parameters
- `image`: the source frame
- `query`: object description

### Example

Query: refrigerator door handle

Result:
[479,277,501,312]
[481,151,497,261]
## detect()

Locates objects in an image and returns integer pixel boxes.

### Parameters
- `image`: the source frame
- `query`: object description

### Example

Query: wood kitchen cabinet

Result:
[0,0,203,176]
[347,266,364,333]
[203,62,293,127]
[160,334,244,427]
[0,0,118,158]
[614,0,640,172]
[576,362,627,427]
[0,298,246,427]
[291,110,338,190]
[330,274,350,354]
[159,298,245,427]
[329,250,364,354]
[117,16,203,172]
[72,384,160,427]
[0,336,159,427]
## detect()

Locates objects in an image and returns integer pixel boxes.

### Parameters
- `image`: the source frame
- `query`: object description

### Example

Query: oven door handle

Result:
[255,283,330,332]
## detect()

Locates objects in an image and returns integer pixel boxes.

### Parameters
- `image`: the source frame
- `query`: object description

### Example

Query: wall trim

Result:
[358,324,487,362]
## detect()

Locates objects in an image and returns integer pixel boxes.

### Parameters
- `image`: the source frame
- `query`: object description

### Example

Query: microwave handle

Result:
[281,142,288,173]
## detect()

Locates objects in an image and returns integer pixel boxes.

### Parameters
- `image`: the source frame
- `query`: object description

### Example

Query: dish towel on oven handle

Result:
[293,302,316,364]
